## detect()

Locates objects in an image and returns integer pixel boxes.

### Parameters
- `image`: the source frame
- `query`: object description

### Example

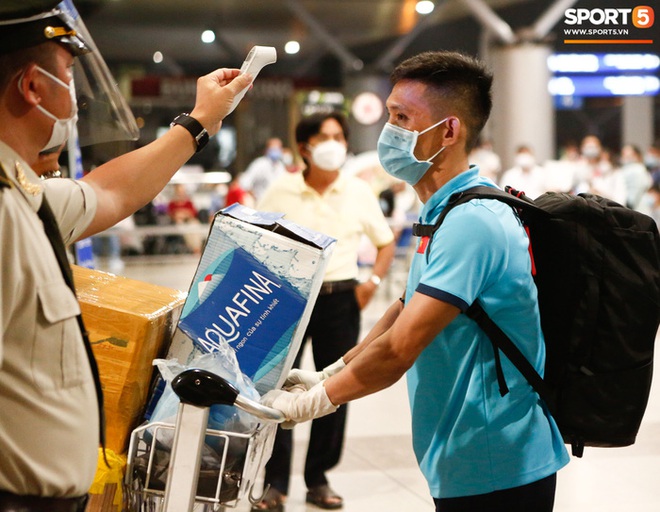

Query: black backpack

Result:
[413,186,660,457]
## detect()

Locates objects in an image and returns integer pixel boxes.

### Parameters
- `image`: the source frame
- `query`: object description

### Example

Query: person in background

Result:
[541,141,584,194]
[208,173,254,221]
[253,112,395,511]
[499,145,547,199]
[167,183,202,253]
[559,140,580,162]
[0,1,251,509]
[469,137,501,183]
[619,144,652,211]
[240,137,287,202]
[576,135,626,204]
[644,139,660,187]
[281,146,301,173]
[574,134,604,193]
[640,182,660,226]
[261,50,569,512]
[378,179,419,240]
[224,173,253,207]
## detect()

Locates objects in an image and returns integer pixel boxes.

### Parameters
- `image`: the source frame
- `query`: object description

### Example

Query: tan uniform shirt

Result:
[0,141,99,497]
[258,171,394,281]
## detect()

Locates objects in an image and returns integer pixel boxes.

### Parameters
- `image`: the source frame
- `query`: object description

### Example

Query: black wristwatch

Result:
[171,113,209,152]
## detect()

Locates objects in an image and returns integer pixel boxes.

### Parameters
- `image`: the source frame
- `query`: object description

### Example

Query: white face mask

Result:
[514,153,536,170]
[20,66,78,152]
[581,143,600,160]
[309,140,347,171]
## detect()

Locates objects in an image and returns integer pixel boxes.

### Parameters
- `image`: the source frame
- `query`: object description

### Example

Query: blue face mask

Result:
[644,154,659,169]
[266,148,283,161]
[377,117,448,186]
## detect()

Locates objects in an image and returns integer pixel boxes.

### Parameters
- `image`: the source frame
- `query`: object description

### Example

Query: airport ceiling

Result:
[76,0,634,83]
[77,0,559,82]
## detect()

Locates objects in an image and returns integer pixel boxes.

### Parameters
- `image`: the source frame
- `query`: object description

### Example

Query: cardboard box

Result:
[167,204,335,394]
[73,265,186,453]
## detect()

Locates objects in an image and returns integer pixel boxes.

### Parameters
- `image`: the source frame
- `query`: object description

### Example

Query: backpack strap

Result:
[466,301,554,411]
[412,186,546,262]
[413,186,554,410]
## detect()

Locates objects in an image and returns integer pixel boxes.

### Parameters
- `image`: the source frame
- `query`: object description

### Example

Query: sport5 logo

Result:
[564,6,654,28]
[633,6,654,28]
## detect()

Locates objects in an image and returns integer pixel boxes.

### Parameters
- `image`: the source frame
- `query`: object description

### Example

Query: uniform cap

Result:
[0,0,89,56]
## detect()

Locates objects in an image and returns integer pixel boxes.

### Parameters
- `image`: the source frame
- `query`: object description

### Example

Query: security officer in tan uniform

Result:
[0,2,251,510]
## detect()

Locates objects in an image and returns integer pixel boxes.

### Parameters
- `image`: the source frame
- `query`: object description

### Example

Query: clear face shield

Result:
[56,1,139,147]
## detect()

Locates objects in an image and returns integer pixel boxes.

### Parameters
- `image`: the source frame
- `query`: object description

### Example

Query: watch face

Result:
[351,91,384,125]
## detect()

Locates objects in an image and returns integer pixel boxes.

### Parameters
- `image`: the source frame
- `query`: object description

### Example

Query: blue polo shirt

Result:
[405,167,569,499]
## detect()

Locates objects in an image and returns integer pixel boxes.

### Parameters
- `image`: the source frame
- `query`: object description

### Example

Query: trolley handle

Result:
[171,368,285,423]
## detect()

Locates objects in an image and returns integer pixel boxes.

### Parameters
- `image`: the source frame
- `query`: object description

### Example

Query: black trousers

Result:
[0,491,88,512]
[434,473,557,512]
[263,289,360,494]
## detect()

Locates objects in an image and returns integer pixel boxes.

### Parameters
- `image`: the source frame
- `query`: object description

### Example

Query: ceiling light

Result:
[201,30,216,44]
[416,1,435,15]
[153,51,163,64]
[285,40,300,55]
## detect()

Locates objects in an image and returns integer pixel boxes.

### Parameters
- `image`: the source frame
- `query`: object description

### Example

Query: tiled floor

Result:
[100,253,660,512]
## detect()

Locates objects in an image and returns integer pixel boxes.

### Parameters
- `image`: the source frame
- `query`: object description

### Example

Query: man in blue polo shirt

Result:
[263,50,569,511]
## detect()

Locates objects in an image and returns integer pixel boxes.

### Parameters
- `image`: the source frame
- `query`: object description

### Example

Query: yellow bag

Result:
[86,449,126,512]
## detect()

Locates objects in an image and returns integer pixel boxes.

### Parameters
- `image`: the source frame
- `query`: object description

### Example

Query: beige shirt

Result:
[258,171,394,282]
[0,141,99,497]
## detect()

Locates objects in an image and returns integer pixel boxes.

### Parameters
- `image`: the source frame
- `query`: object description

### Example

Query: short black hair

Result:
[390,51,493,152]
[295,111,350,145]
[0,43,53,93]
[625,144,643,159]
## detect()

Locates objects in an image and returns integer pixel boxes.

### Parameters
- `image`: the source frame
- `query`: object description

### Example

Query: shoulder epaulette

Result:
[0,162,13,189]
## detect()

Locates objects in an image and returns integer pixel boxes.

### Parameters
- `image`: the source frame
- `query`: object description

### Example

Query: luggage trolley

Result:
[125,369,285,512]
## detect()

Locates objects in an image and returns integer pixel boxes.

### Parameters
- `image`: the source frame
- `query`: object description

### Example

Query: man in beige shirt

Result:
[0,1,250,509]
[254,112,395,510]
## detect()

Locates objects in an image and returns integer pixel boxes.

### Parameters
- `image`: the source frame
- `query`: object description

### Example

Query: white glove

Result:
[262,382,338,429]
[284,357,346,390]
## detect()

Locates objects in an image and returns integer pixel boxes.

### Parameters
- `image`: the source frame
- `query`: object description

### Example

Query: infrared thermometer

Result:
[227,45,277,115]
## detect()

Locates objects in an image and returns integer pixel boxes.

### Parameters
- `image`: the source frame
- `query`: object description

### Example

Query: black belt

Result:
[319,279,358,296]
[0,491,88,512]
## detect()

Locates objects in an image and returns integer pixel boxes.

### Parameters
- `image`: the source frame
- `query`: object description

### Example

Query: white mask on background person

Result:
[309,140,347,171]
[19,66,79,152]
[515,153,536,170]
[282,152,294,167]
[581,143,601,160]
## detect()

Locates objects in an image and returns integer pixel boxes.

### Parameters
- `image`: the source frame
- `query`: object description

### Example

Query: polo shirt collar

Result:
[420,165,491,224]
[299,170,347,195]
